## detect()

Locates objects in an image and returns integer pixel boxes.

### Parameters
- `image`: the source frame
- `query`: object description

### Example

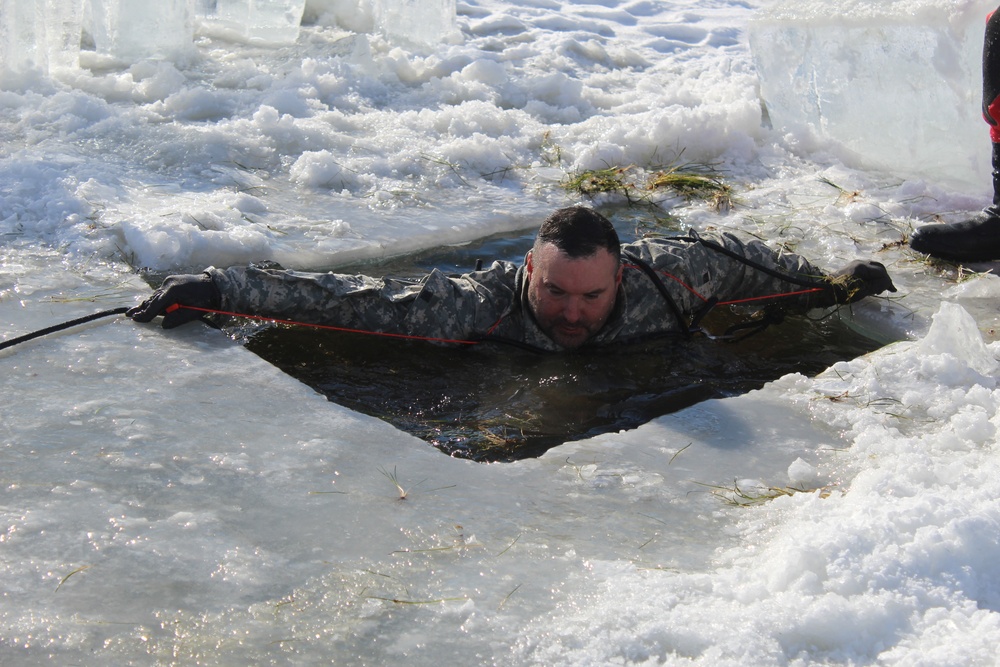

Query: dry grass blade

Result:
[55,564,92,592]
[365,595,468,605]
[696,479,837,506]
[498,583,522,609]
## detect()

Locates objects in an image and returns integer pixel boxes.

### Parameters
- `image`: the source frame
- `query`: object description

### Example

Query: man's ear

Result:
[525,250,534,277]
[615,262,623,287]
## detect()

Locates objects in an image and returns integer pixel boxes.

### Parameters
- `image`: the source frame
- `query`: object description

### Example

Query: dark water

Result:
[245,318,877,461]
[240,219,883,462]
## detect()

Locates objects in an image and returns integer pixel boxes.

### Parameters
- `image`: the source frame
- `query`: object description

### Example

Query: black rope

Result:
[0,307,129,352]
[621,250,692,337]
[634,233,831,342]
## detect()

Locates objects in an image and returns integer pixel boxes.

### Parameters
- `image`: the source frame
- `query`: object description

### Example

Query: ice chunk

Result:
[1,0,46,74]
[1,0,82,75]
[373,0,456,46]
[87,0,194,62]
[44,0,85,70]
[203,0,306,45]
[920,301,999,377]
[749,0,996,190]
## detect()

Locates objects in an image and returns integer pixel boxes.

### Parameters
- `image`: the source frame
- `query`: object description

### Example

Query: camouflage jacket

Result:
[208,231,834,352]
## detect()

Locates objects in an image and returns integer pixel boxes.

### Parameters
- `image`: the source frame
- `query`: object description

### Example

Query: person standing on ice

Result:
[910,8,1000,261]
[128,206,896,352]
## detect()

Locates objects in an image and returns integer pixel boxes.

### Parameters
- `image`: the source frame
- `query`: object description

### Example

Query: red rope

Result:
[167,304,483,345]
[718,288,824,306]
[624,263,824,307]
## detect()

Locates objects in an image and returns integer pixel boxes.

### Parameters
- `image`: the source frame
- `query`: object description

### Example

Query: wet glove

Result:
[824,260,897,306]
[127,273,221,329]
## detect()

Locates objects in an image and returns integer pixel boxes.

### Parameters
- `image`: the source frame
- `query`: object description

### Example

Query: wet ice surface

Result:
[0,296,870,662]
[6,0,1000,664]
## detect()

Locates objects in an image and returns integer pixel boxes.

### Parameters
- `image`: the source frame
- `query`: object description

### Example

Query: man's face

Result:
[526,242,623,349]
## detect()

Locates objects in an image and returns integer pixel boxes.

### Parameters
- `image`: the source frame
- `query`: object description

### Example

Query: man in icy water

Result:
[128,206,896,352]
[910,7,1000,261]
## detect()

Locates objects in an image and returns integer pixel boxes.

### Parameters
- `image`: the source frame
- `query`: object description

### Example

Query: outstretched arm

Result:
[635,231,895,312]
[128,262,519,342]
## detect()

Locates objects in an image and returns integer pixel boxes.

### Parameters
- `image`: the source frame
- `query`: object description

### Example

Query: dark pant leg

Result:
[983,8,1000,205]
[983,8,1000,137]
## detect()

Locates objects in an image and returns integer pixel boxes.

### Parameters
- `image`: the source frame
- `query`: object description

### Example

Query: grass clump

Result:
[378,465,418,500]
[648,167,733,211]
[563,161,733,212]
[563,166,635,201]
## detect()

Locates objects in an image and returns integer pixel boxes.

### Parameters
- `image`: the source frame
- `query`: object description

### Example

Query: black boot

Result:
[910,207,1000,262]
[910,143,1000,262]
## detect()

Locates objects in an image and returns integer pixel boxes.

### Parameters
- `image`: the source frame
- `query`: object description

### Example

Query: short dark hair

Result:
[533,206,621,258]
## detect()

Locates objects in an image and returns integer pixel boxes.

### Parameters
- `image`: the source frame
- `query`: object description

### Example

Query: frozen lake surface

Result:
[5,0,1000,664]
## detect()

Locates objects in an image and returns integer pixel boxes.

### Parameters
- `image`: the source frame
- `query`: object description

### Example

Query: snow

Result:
[4,0,1000,664]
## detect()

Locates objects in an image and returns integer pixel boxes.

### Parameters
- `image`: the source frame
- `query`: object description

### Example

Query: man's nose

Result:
[562,298,581,322]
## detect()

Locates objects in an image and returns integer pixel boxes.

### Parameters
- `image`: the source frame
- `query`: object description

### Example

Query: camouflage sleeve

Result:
[631,231,832,312]
[206,262,518,341]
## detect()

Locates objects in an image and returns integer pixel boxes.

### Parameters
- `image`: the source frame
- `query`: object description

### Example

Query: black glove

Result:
[827,260,897,305]
[127,273,221,329]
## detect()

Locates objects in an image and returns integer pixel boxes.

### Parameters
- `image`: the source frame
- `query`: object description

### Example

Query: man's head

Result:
[526,207,623,349]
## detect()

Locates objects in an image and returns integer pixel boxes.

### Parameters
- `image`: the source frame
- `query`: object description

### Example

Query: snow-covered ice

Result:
[4,0,1000,664]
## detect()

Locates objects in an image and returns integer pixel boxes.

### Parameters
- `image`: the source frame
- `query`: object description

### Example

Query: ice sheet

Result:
[206,0,307,45]
[0,0,82,75]
[749,0,997,190]
[373,0,457,45]
[86,0,194,61]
